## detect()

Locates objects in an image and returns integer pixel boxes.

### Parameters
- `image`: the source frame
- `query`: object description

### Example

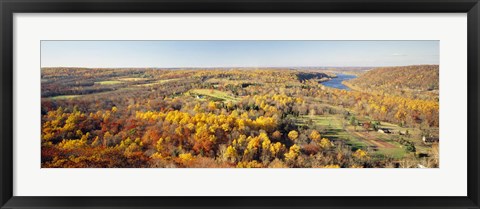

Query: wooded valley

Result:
[41,65,439,168]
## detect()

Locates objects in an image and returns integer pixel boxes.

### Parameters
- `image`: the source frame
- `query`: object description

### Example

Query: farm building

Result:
[422,136,439,143]
[377,128,391,134]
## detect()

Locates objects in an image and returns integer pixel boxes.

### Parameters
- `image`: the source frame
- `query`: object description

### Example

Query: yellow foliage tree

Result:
[323,164,340,168]
[287,130,299,141]
[207,101,216,111]
[319,138,334,149]
[179,153,194,163]
[224,145,237,162]
[236,160,263,168]
[309,130,321,141]
[284,144,300,162]
[353,149,368,159]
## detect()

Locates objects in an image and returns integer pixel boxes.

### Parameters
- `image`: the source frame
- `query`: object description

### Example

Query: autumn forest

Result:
[41,65,439,168]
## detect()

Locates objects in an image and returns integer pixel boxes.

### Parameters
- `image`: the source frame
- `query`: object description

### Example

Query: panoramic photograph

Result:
[40,40,439,168]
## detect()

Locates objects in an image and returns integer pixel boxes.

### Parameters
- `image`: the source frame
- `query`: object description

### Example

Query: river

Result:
[321,74,357,90]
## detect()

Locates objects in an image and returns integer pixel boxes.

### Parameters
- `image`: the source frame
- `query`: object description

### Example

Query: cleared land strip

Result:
[347,130,396,149]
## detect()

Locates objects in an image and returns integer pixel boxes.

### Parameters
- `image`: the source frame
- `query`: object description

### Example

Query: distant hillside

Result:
[343,65,439,99]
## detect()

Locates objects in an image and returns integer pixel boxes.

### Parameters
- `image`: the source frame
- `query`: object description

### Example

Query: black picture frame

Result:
[1,0,479,208]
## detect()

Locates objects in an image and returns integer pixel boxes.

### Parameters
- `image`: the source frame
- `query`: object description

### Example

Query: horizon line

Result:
[40,64,439,69]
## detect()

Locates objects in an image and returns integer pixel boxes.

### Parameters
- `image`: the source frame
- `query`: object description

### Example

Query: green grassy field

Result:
[95,80,123,85]
[47,87,139,100]
[118,77,149,82]
[49,95,81,100]
[205,78,241,85]
[296,115,370,150]
[136,79,180,87]
[295,114,413,159]
[376,121,432,153]
[189,89,239,102]
[376,146,408,159]
[373,134,408,158]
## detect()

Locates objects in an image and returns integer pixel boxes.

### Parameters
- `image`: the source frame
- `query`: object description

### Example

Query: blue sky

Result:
[41,41,439,68]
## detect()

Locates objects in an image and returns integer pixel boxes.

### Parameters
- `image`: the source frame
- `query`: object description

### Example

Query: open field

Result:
[46,87,139,100]
[189,89,239,102]
[118,77,149,82]
[135,79,180,87]
[294,113,435,160]
[295,115,370,150]
[49,95,81,100]
[296,115,395,154]
[95,80,123,85]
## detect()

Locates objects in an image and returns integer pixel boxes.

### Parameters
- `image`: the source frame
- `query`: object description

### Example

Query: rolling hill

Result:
[343,65,439,99]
